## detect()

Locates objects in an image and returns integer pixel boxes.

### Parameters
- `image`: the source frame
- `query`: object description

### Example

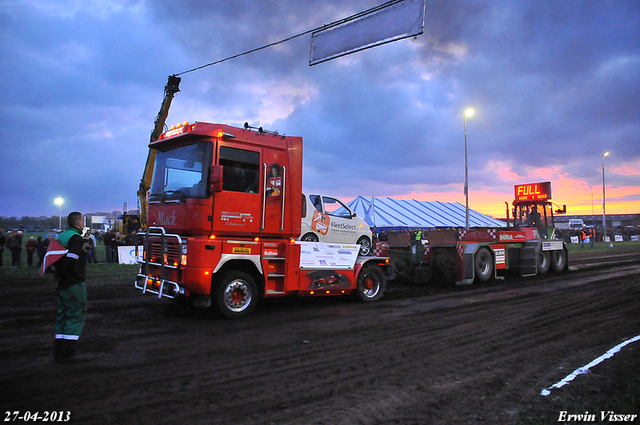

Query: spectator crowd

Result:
[0,227,140,267]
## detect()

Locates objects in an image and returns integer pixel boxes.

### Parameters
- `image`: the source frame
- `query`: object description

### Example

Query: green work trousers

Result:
[56,283,87,340]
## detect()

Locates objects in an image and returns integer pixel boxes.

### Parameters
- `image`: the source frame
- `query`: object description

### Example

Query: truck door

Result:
[261,148,289,236]
[211,145,262,235]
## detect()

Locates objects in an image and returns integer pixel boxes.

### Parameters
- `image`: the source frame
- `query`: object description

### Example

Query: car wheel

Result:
[357,236,372,256]
[301,233,319,242]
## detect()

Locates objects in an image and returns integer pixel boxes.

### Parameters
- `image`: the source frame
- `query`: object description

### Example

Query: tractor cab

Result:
[513,200,555,238]
[510,182,563,239]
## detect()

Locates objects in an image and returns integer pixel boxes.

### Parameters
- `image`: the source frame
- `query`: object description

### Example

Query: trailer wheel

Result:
[538,251,551,275]
[353,264,386,302]
[301,233,319,242]
[474,248,493,283]
[550,249,567,273]
[215,271,259,319]
[357,236,372,256]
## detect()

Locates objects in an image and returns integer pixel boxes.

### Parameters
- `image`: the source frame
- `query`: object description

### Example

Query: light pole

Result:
[54,197,63,231]
[602,152,609,242]
[464,108,474,230]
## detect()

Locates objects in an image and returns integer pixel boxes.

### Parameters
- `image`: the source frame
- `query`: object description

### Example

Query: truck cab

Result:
[135,121,390,318]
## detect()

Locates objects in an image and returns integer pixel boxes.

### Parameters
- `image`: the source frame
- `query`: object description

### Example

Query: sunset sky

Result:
[1,0,638,219]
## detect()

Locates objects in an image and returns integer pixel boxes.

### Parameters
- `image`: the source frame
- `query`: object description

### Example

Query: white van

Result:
[569,219,585,229]
[300,193,373,255]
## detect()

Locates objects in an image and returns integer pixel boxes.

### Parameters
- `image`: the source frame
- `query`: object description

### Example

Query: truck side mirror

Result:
[210,165,223,193]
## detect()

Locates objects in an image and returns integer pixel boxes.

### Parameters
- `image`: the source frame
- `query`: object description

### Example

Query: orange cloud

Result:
[610,159,640,176]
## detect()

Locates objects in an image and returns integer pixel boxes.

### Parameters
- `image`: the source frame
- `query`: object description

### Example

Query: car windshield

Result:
[149,141,213,201]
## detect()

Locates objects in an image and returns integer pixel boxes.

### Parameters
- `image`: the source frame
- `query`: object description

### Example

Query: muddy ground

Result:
[1,249,639,424]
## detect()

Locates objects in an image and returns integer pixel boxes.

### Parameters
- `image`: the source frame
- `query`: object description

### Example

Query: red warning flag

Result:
[39,240,68,276]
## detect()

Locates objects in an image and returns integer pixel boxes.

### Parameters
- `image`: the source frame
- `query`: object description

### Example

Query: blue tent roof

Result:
[347,196,506,229]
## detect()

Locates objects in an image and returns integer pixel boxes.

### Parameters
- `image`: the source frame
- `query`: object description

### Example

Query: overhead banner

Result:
[310,0,426,66]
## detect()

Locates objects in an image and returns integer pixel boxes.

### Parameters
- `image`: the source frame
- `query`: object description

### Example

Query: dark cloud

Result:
[1,0,638,217]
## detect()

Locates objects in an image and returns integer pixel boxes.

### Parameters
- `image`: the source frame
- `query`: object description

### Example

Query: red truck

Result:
[134,119,392,318]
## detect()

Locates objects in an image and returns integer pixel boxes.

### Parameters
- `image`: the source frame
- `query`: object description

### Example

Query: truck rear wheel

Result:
[538,251,551,275]
[550,249,567,273]
[474,248,493,283]
[215,271,259,319]
[353,264,386,302]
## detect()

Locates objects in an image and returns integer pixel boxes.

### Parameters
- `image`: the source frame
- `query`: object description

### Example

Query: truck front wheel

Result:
[215,271,259,319]
[353,264,386,302]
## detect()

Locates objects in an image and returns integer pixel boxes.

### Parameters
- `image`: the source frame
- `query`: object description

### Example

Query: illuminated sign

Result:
[514,182,552,202]
[161,122,192,139]
[162,126,186,139]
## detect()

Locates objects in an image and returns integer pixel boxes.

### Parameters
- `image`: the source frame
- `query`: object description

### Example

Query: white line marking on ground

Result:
[541,335,640,396]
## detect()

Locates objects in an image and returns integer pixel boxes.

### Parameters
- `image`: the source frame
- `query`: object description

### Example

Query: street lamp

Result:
[54,197,63,231]
[464,108,474,230]
[602,152,609,243]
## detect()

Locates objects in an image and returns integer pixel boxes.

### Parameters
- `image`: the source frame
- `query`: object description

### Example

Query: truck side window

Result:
[219,146,260,193]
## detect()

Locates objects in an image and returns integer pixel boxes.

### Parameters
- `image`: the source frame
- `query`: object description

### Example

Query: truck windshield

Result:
[149,141,213,201]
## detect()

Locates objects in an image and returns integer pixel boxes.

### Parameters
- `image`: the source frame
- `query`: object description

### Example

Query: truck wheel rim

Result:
[479,257,490,274]
[362,273,380,298]
[224,280,252,312]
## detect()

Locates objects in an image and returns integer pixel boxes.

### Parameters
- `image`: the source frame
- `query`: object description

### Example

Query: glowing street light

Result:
[464,108,474,230]
[602,152,609,243]
[54,197,63,230]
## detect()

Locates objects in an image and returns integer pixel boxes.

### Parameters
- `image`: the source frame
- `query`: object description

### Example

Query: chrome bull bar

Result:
[135,274,182,299]
[134,226,185,299]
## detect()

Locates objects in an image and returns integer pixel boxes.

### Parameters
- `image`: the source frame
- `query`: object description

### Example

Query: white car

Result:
[300,193,373,256]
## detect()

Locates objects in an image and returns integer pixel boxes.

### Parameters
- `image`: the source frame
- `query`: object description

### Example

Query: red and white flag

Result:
[39,240,68,276]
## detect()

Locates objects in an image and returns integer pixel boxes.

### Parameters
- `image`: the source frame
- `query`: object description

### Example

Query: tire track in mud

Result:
[102,266,639,424]
[2,257,640,425]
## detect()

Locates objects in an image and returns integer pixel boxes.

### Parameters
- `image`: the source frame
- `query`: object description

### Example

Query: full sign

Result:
[514,182,552,202]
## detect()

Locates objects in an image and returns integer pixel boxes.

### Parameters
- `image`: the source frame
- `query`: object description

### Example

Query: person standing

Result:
[36,236,46,267]
[54,212,88,362]
[111,230,120,263]
[103,229,113,263]
[0,229,5,267]
[15,231,23,266]
[83,231,95,264]
[25,236,37,267]
[7,231,19,267]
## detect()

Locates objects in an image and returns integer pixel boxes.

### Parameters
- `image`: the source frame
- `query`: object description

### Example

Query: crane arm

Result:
[138,75,181,229]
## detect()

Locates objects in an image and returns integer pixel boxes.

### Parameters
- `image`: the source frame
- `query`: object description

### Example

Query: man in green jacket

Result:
[54,212,87,362]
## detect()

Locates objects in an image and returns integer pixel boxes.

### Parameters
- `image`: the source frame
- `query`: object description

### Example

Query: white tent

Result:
[347,196,506,229]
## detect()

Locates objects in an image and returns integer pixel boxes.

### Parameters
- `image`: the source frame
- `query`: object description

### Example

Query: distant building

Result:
[555,214,640,230]
[86,215,110,232]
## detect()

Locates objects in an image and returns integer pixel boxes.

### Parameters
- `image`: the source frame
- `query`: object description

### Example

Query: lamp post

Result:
[464,108,474,230]
[602,152,609,243]
[54,197,63,231]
